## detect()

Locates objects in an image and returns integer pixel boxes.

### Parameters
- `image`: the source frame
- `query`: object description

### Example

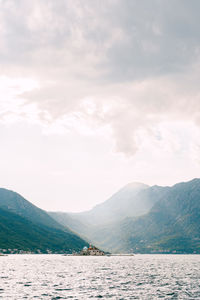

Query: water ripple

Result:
[0,254,200,299]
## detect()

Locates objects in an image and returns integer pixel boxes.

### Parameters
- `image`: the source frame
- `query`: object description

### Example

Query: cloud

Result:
[1,0,200,156]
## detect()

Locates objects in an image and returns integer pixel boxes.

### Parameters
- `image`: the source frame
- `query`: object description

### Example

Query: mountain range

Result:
[1,178,200,254]
[0,188,88,253]
[50,178,200,254]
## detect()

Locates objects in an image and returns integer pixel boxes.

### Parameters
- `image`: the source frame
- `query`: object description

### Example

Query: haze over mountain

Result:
[50,178,200,254]
[80,182,149,224]
[49,182,163,248]
[72,182,150,225]
[49,182,148,232]
[0,189,88,253]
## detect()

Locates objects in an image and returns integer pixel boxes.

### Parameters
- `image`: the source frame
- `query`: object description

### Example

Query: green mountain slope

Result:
[0,207,87,253]
[0,188,66,230]
[0,189,88,253]
[116,178,200,253]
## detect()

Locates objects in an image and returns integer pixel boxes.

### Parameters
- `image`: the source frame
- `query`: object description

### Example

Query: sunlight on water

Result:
[0,254,200,299]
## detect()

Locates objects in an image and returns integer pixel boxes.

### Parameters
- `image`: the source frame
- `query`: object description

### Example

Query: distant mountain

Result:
[50,182,151,228]
[49,182,157,247]
[50,179,200,254]
[0,188,88,253]
[120,178,200,253]
[77,182,150,225]
[49,211,90,238]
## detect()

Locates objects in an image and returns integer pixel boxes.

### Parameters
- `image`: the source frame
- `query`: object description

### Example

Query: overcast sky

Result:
[1,0,200,212]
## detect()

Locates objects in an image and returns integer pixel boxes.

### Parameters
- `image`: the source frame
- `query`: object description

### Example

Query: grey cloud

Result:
[2,0,200,80]
[1,0,200,155]
[102,0,200,82]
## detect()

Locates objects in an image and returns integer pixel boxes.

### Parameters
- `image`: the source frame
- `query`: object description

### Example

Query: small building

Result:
[80,244,105,256]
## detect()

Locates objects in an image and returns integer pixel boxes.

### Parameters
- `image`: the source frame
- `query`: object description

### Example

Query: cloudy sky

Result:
[1,0,200,212]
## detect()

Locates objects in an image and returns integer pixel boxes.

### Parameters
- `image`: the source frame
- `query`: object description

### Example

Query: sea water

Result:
[0,254,200,299]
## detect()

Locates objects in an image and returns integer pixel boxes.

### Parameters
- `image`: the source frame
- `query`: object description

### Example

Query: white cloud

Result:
[0,0,200,210]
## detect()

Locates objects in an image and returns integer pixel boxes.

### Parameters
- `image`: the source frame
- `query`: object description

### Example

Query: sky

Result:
[1,0,200,212]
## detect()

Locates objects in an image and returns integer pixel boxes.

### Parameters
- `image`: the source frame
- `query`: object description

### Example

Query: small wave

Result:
[55,288,72,291]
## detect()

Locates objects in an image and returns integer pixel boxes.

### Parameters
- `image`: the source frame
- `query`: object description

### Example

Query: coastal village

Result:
[0,248,54,254]
[0,245,106,255]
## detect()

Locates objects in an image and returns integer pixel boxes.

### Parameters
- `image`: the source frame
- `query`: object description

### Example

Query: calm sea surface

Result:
[0,254,200,299]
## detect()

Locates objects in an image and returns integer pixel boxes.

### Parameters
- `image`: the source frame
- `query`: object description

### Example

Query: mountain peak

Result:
[123,182,149,190]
